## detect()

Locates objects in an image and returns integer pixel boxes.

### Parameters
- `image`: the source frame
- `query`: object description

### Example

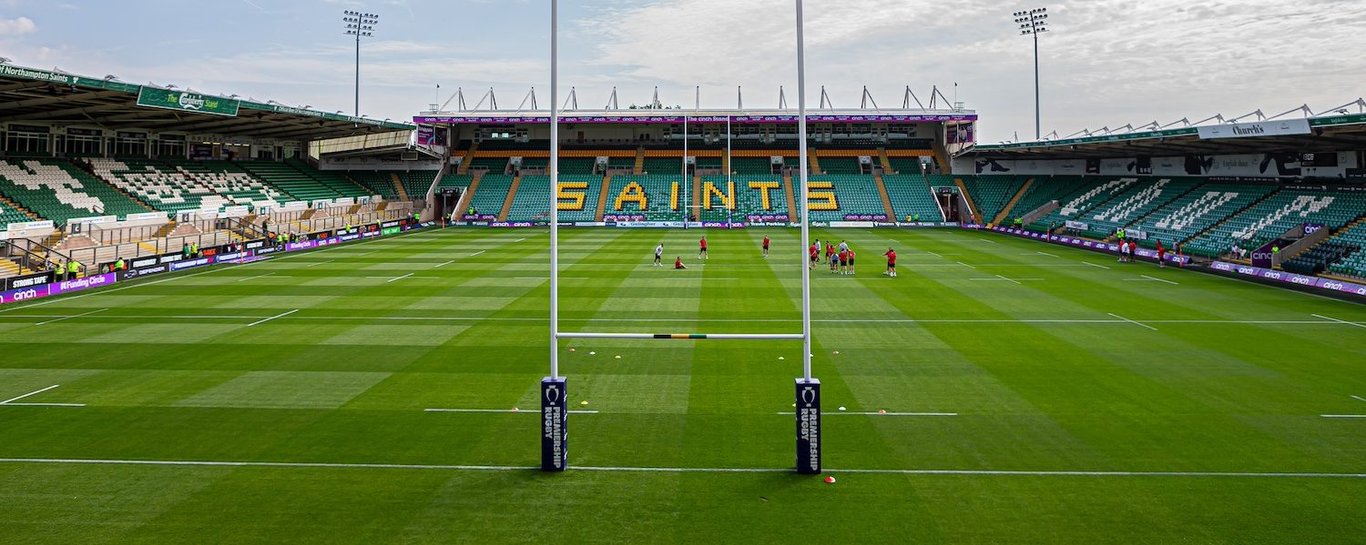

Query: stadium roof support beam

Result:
[438,87,466,112]
[818,85,832,109]
[1267,105,1313,120]
[902,86,927,110]
[471,87,497,111]
[515,86,538,113]
[860,86,880,110]
[1314,98,1366,116]
[605,87,619,110]
[562,86,578,111]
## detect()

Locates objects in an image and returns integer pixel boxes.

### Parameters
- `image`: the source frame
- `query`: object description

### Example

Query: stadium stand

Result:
[466,174,514,217]
[0,201,31,228]
[1076,177,1202,240]
[1005,176,1092,223]
[808,175,885,222]
[396,170,438,198]
[731,157,777,175]
[817,156,865,175]
[1124,182,1276,250]
[960,175,1029,224]
[0,159,150,224]
[1324,222,1366,278]
[605,175,685,220]
[88,158,284,214]
[1184,187,1366,258]
[468,157,510,174]
[505,175,603,222]
[642,157,680,174]
[348,171,402,199]
[885,175,942,221]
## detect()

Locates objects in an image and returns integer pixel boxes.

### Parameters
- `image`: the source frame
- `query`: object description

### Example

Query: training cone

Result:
[589,351,596,355]
[833,351,840,355]
[568,348,575,352]
[778,356,785,360]
[511,407,519,412]
[838,406,846,411]
[580,400,589,406]
[878,409,887,414]
[615,355,621,359]
[824,476,836,484]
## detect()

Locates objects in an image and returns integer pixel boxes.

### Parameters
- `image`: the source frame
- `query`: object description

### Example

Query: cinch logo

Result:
[13,289,40,301]
[1291,277,1313,285]
[1304,224,1324,235]
[1323,282,1344,290]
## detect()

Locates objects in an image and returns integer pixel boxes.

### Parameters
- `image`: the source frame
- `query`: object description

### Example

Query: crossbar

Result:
[556,332,803,340]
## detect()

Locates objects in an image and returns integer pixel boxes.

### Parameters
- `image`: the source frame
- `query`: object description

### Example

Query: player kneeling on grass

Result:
[674,256,687,270]
[883,247,897,277]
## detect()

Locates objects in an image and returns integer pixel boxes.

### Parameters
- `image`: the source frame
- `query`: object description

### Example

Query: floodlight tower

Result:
[343,10,379,116]
[1014,7,1047,140]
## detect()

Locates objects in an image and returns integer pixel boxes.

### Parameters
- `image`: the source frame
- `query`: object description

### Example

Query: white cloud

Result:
[578,0,1366,141]
[0,15,37,35]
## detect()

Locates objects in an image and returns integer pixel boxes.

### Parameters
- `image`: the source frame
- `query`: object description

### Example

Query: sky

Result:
[1,0,1364,142]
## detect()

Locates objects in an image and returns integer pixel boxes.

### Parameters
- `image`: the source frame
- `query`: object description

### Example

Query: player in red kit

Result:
[762,235,770,259]
[883,247,897,277]
[699,236,708,260]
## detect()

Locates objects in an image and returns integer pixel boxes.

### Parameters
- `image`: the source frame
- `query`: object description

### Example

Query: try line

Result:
[0,458,1361,479]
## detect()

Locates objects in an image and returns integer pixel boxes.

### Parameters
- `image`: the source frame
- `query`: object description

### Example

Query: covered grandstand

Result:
[0,63,428,279]
[956,104,1366,285]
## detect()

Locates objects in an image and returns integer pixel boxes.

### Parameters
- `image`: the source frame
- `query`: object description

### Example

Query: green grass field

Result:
[1,227,1363,544]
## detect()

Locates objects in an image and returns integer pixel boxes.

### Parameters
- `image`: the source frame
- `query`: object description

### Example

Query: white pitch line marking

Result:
[1037,251,1059,258]
[1141,275,1178,285]
[35,308,106,326]
[977,238,998,244]
[1320,414,1366,419]
[305,260,332,268]
[514,238,526,243]
[776,411,957,417]
[1082,261,1111,270]
[434,260,455,268]
[995,274,1022,285]
[926,251,942,258]
[470,250,486,257]
[1,384,61,404]
[235,273,275,282]
[386,273,414,283]
[425,408,599,414]
[956,261,976,269]
[1108,312,1157,331]
[1312,314,1366,329]
[0,458,1361,479]
[1351,395,1366,403]
[246,309,298,327]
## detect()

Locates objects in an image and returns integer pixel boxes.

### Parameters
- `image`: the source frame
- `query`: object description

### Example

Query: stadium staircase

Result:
[872,175,897,220]
[595,176,612,222]
[784,175,797,220]
[497,176,522,221]
[877,150,895,174]
[392,174,410,201]
[456,141,479,175]
[991,177,1033,225]
[953,178,982,223]
[0,194,40,225]
[0,258,26,277]
[633,149,646,175]
[808,155,822,175]
[692,175,702,214]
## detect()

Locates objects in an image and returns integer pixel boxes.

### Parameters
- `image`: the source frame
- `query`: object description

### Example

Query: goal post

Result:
[540,0,820,475]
